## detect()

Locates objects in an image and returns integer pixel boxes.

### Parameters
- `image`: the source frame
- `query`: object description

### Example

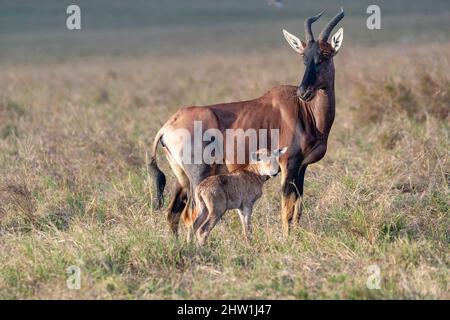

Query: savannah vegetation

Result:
[0,0,449,299]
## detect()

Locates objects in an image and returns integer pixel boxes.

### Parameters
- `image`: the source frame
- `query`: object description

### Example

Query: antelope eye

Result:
[322,51,330,59]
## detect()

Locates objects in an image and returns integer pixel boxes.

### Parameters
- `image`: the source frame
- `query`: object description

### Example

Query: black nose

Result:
[297,86,315,101]
[270,168,281,178]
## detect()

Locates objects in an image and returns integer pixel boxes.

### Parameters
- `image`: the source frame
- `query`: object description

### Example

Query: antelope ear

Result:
[282,29,305,55]
[278,146,288,156]
[331,27,343,54]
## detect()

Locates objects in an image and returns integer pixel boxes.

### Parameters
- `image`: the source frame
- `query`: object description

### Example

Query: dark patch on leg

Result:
[166,184,187,236]
[292,166,307,225]
[281,162,303,235]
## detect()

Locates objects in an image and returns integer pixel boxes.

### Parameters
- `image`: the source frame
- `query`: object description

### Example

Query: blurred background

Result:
[0,1,448,299]
[1,0,450,64]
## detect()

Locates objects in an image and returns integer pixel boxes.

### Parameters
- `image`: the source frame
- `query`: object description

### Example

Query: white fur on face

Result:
[255,147,287,176]
[257,159,278,176]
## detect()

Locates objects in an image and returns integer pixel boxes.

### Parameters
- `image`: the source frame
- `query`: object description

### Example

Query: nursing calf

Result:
[193,147,287,245]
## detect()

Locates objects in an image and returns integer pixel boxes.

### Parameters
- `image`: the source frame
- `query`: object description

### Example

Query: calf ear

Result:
[282,29,305,55]
[272,147,288,157]
[331,28,343,54]
[250,151,259,162]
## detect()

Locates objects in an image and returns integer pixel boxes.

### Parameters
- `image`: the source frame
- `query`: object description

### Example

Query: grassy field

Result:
[0,1,449,299]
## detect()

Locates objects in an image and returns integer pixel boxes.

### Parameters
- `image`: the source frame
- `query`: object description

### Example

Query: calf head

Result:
[251,147,288,177]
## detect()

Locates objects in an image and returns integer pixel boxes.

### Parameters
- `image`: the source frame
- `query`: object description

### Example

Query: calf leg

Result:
[196,206,224,246]
[237,205,253,241]
[193,199,208,235]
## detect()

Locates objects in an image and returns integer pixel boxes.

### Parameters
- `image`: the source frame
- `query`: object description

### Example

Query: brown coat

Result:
[193,166,268,245]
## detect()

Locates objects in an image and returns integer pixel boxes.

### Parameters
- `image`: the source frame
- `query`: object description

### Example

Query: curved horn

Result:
[304,11,323,43]
[318,7,345,42]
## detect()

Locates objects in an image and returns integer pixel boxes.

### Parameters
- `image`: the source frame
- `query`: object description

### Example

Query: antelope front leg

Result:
[293,166,306,225]
[281,165,306,236]
[281,184,298,236]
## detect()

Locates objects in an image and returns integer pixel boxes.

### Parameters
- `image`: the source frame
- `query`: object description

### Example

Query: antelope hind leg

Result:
[166,185,187,237]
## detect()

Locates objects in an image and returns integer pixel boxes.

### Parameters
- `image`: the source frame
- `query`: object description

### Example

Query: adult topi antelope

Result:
[149,8,345,237]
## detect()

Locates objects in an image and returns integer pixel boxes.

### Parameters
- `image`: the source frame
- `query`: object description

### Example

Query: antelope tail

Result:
[149,128,166,210]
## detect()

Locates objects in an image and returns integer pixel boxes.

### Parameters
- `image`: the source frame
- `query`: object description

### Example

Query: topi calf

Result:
[193,147,288,245]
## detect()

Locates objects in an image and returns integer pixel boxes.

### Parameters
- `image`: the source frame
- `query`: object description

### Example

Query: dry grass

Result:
[0,42,448,299]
